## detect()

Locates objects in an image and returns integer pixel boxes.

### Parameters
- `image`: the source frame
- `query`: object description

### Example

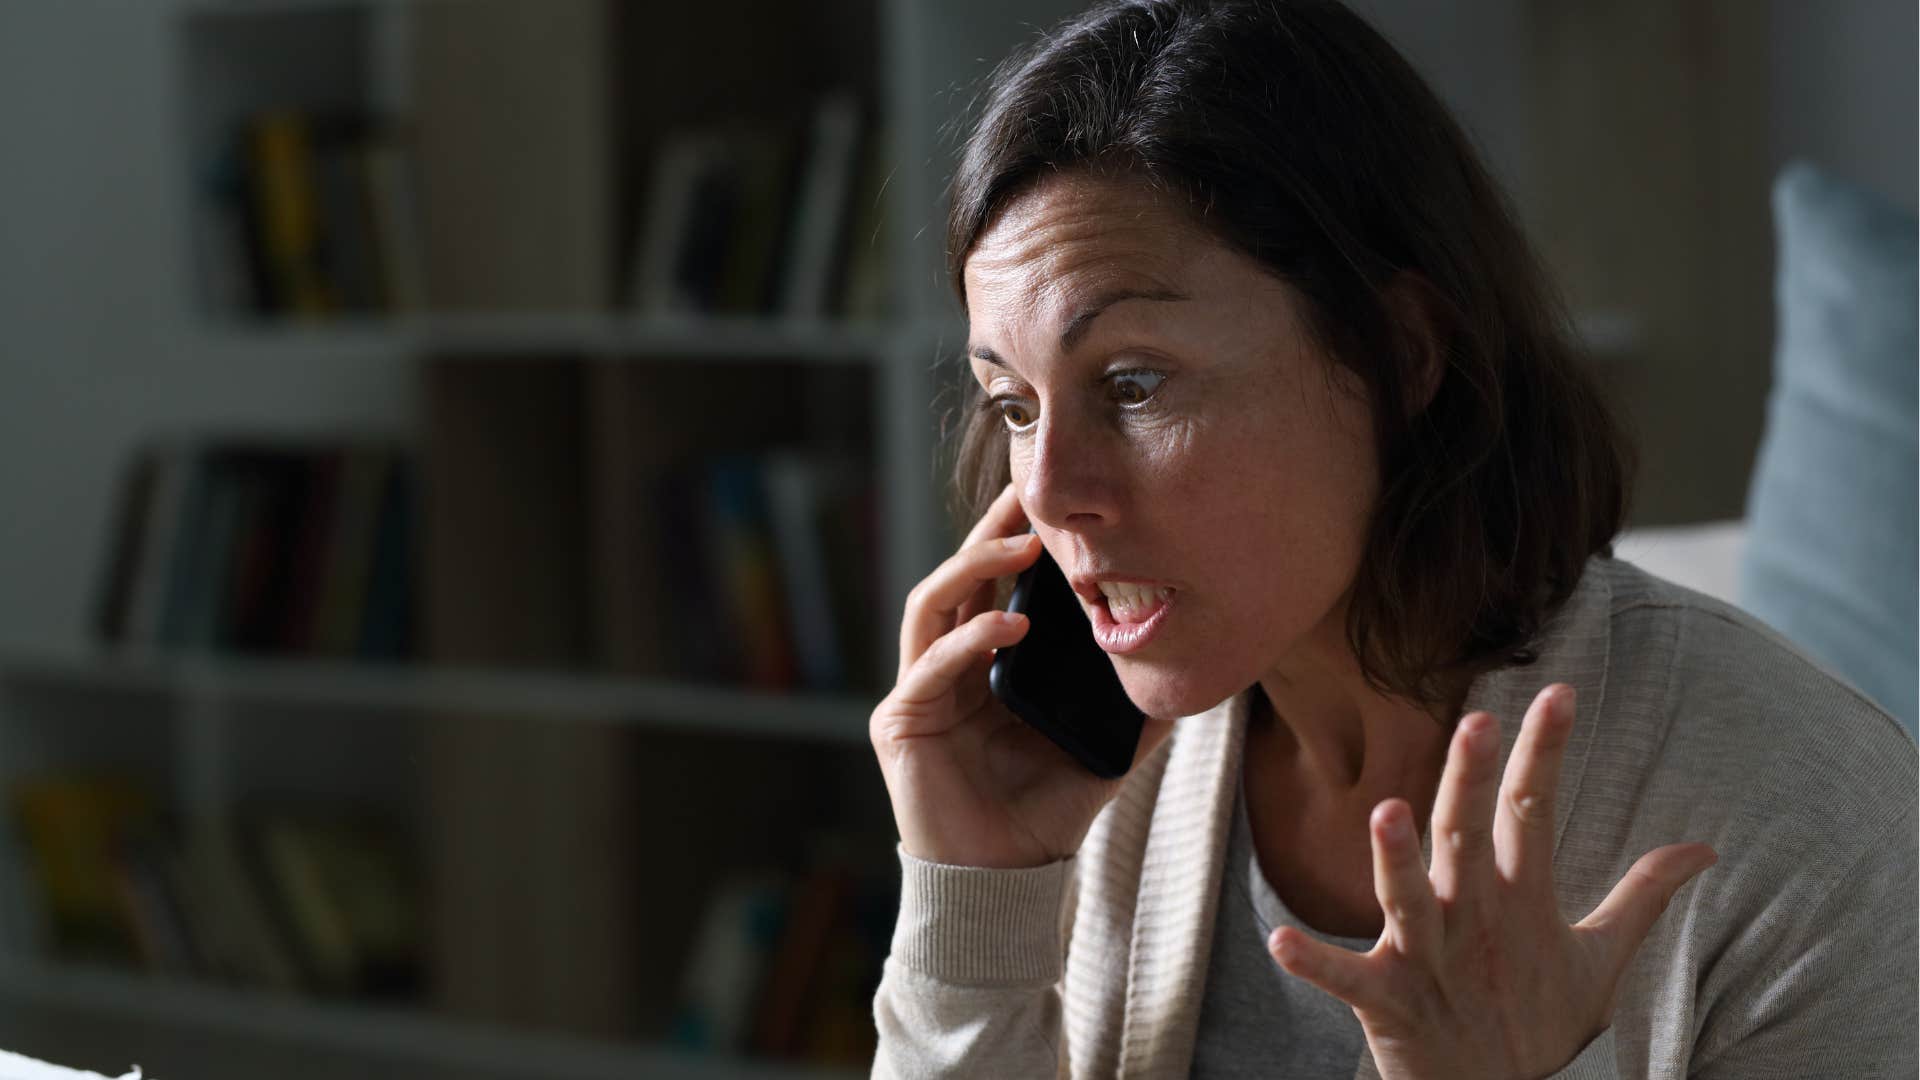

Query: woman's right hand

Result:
[869,483,1175,870]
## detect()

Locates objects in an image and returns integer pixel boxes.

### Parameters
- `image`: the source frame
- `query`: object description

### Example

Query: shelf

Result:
[0,648,876,745]
[0,962,861,1080]
[190,314,904,364]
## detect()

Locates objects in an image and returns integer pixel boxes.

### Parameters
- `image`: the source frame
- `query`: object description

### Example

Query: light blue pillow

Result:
[1739,162,1918,735]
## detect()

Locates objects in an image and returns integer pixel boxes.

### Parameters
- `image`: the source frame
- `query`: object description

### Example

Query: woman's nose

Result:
[1019,408,1120,532]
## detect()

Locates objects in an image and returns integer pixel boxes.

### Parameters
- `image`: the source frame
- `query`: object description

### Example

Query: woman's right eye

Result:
[993,397,1036,431]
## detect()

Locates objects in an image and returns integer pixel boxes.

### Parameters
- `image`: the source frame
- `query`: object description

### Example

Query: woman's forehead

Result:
[966,176,1203,290]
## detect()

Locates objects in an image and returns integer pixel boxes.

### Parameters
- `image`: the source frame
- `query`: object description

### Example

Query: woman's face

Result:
[964,173,1381,721]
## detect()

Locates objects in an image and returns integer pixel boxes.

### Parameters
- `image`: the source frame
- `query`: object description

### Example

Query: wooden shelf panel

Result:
[0,962,861,1080]
[0,648,875,745]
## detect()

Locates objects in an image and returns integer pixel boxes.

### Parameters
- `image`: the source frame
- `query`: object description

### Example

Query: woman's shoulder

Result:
[1577,555,1913,862]
[1561,565,1915,1073]
[1595,555,1906,744]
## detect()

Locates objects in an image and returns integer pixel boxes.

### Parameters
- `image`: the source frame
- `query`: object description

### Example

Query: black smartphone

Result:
[989,531,1146,778]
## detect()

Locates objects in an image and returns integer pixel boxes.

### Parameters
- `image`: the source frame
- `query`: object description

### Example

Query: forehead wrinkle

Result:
[968,283,1188,373]
[964,176,1208,374]
[967,238,1192,372]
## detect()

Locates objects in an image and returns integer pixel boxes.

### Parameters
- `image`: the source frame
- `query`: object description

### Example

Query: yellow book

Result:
[249,111,334,317]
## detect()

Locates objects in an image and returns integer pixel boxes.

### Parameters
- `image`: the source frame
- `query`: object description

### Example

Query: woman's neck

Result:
[1252,616,1466,798]
[1241,671,1465,939]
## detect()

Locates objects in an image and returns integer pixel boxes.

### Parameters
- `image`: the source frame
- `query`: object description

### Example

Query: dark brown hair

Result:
[941,0,1632,709]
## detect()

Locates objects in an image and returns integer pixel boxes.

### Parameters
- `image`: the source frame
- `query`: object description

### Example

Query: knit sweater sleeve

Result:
[1688,792,1918,1078]
[870,845,1074,1079]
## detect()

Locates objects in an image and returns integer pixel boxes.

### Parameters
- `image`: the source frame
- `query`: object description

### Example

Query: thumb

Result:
[1578,842,1718,967]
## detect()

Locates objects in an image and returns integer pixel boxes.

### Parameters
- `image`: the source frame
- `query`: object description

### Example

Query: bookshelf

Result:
[0,0,1079,1077]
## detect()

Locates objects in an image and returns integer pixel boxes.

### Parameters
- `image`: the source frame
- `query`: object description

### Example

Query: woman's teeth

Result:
[1097,581,1174,622]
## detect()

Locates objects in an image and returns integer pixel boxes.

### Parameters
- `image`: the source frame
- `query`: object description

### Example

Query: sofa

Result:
[1616,162,1917,738]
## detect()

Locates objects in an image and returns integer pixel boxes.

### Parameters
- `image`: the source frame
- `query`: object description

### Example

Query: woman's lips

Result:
[1087,589,1175,654]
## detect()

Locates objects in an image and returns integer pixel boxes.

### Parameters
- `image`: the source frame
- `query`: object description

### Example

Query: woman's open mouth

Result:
[1087,583,1175,654]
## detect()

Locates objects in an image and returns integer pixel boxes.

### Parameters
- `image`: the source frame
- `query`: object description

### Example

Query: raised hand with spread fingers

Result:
[1270,684,1720,1079]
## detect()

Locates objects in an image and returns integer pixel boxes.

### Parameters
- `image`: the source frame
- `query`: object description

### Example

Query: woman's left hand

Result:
[1269,683,1718,1079]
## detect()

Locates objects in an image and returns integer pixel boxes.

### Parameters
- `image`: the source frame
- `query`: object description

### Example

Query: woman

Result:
[867,1,1917,1076]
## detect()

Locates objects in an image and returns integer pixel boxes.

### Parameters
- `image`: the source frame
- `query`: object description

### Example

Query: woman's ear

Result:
[1385,272,1448,419]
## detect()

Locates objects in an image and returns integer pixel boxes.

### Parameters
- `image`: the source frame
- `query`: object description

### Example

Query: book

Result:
[819,469,883,692]
[245,111,334,316]
[246,810,421,998]
[179,821,305,993]
[221,449,310,653]
[155,445,214,647]
[276,451,343,653]
[91,438,417,661]
[356,455,416,661]
[776,93,864,319]
[718,131,802,314]
[253,814,357,994]
[761,449,846,690]
[108,827,200,977]
[170,451,247,651]
[9,777,154,966]
[309,445,394,657]
[668,873,792,1055]
[358,131,429,313]
[749,860,852,1057]
[92,447,158,644]
[654,459,733,682]
[318,117,387,313]
[195,134,266,316]
[628,131,731,314]
[836,127,893,320]
[122,440,194,647]
[705,455,798,689]
[160,840,240,984]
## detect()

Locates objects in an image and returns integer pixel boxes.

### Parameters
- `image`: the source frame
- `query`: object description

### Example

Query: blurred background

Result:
[0,1,1910,1077]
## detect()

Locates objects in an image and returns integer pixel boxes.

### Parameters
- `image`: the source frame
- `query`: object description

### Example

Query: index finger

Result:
[959,482,1030,550]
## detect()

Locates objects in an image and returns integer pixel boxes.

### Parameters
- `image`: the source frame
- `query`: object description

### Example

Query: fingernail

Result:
[1002,534,1033,552]
[998,610,1026,626]
[1554,686,1576,723]
[1378,804,1409,840]
[1468,715,1498,754]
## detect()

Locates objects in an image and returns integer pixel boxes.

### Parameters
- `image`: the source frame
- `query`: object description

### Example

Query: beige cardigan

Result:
[872,557,1918,1078]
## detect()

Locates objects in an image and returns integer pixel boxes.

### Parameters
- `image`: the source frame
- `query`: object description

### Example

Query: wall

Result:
[1771,0,1917,214]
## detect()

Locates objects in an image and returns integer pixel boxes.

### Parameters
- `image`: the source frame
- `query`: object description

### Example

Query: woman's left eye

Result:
[1109,369,1166,406]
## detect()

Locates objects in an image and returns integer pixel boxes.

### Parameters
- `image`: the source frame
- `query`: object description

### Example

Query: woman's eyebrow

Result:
[969,287,1191,368]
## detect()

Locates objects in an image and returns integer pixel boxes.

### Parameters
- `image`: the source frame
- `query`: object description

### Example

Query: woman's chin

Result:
[1114,662,1238,722]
